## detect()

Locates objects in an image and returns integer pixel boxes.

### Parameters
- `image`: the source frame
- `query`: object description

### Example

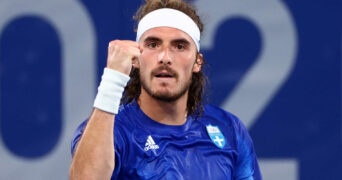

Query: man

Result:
[69,0,262,179]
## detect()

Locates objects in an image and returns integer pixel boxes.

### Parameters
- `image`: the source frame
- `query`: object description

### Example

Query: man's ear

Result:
[132,56,140,69]
[132,46,142,69]
[193,53,203,73]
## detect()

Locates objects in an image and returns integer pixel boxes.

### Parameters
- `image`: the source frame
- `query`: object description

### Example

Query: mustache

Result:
[151,65,178,78]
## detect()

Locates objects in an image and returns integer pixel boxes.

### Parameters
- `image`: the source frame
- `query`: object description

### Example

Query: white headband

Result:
[136,8,201,51]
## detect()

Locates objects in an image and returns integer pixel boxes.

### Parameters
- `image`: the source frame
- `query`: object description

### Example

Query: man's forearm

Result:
[69,109,115,180]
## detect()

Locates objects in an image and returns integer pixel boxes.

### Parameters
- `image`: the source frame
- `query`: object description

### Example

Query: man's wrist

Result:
[93,68,130,114]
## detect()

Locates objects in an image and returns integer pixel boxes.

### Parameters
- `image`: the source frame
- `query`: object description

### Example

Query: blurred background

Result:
[0,0,341,179]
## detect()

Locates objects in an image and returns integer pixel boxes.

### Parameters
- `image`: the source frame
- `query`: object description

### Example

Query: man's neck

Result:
[138,90,188,126]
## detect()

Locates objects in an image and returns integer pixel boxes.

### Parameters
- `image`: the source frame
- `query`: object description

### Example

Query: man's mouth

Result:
[152,67,177,79]
[155,72,174,78]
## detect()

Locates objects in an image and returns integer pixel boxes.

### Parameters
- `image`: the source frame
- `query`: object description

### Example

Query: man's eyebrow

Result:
[143,36,161,42]
[143,37,192,47]
[171,38,191,45]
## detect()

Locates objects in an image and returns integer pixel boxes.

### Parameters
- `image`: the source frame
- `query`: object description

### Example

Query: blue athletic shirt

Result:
[71,100,262,179]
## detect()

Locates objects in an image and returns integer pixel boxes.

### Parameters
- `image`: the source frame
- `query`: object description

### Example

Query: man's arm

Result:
[69,110,115,179]
[69,40,140,179]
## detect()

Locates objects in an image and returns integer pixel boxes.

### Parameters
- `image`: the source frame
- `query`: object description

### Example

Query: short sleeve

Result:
[70,120,88,157]
[233,117,262,180]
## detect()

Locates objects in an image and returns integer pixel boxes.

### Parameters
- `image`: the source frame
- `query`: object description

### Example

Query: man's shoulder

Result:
[201,104,245,130]
[116,101,139,119]
[202,104,238,120]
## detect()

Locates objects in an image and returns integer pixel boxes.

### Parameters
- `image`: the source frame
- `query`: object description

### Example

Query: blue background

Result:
[0,0,341,179]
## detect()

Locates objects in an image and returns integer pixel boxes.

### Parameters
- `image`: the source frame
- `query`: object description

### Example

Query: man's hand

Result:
[106,40,141,75]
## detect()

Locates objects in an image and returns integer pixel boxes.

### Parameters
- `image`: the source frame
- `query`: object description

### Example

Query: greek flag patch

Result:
[206,124,226,148]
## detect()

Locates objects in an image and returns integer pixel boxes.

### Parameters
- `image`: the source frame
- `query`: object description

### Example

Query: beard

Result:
[140,67,192,103]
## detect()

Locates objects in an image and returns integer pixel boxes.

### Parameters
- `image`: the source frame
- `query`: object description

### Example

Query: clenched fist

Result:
[106,40,141,75]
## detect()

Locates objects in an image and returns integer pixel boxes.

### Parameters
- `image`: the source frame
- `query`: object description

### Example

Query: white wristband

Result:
[93,68,130,114]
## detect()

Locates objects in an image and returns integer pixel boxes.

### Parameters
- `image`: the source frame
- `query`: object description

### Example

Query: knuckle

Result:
[108,40,120,47]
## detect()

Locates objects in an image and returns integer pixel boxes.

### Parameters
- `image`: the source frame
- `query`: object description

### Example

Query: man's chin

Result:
[141,81,190,103]
[151,92,178,103]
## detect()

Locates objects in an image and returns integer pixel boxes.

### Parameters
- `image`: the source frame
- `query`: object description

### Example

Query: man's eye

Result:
[147,42,158,48]
[176,44,185,50]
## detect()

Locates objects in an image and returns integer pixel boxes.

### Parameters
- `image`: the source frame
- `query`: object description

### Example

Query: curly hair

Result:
[122,0,207,116]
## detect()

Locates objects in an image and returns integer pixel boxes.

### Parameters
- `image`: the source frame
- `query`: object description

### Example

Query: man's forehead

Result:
[140,27,195,44]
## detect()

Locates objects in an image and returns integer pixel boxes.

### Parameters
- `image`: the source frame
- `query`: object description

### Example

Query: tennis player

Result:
[69,0,262,179]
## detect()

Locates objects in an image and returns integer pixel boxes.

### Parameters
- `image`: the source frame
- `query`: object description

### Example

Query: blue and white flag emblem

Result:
[206,124,226,148]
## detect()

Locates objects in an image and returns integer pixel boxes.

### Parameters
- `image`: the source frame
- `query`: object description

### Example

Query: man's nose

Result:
[158,48,172,65]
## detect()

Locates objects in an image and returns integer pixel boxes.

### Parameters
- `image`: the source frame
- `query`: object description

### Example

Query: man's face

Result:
[137,27,202,102]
